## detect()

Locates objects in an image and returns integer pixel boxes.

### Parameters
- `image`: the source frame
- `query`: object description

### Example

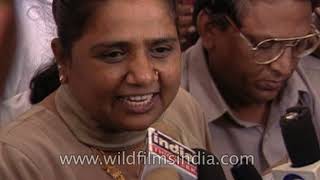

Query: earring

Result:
[59,75,64,82]
[57,64,67,83]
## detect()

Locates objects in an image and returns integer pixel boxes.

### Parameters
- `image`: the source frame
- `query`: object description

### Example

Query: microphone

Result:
[231,158,263,180]
[272,106,320,180]
[141,128,198,180]
[141,128,227,180]
[193,148,227,180]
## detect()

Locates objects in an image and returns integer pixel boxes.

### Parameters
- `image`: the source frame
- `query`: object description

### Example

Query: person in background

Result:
[0,0,15,101]
[0,0,55,126]
[312,6,320,57]
[182,0,320,179]
[0,0,212,179]
[177,0,197,50]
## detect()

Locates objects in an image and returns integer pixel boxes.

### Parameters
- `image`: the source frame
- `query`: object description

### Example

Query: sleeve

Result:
[0,142,44,180]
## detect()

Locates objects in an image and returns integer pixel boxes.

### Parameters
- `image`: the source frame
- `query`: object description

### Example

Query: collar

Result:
[185,39,229,123]
[54,85,149,150]
[185,39,311,126]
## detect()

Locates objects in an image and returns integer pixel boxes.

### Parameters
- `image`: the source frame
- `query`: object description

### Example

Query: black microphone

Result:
[231,157,263,180]
[271,106,320,180]
[280,106,320,167]
[193,148,227,180]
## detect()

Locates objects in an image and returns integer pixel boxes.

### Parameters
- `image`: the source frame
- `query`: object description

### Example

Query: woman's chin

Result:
[120,120,155,131]
[111,108,164,131]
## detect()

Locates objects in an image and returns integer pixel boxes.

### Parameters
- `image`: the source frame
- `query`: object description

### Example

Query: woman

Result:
[0,0,212,179]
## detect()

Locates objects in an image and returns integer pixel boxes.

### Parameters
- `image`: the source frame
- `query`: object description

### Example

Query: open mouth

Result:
[120,94,154,105]
[118,93,160,113]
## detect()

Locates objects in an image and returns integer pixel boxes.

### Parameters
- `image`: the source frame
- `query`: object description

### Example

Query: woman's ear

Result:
[51,38,67,65]
[196,10,217,50]
[51,38,69,83]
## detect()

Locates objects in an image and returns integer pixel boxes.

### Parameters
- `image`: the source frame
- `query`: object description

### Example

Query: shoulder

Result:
[300,55,320,74]
[0,105,52,140]
[1,106,59,143]
[0,105,83,179]
[0,106,58,180]
[0,105,76,161]
[168,88,201,113]
[164,88,205,125]
[158,88,213,150]
[0,141,44,180]
[299,56,320,95]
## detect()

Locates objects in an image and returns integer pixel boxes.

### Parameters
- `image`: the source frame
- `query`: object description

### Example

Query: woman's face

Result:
[58,0,181,131]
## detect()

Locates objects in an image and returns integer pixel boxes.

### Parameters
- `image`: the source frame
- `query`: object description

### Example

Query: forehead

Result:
[241,0,312,38]
[82,0,176,42]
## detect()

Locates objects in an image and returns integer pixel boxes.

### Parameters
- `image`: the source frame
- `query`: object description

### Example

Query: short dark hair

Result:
[193,0,318,30]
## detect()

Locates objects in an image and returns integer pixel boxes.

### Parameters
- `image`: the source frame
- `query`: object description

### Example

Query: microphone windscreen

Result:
[280,106,320,167]
[193,148,227,180]
[231,160,262,180]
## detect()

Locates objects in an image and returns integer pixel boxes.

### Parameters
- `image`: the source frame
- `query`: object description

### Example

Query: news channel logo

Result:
[283,174,304,180]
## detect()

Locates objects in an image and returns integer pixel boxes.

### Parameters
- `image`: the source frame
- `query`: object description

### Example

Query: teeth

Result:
[120,94,154,106]
[125,94,153,102]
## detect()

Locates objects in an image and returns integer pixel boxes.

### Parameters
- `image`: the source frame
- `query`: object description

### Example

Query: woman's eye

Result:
[150,45,173,58]
[97,50,126,63]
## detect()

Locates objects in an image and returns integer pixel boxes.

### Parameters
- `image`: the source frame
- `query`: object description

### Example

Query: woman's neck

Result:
[43,85,148,151]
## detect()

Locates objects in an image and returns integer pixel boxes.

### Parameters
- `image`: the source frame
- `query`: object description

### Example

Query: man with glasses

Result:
[181,0,320,179]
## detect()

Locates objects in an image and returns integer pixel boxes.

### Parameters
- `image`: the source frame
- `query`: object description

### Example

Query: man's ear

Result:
[197,10,217,50]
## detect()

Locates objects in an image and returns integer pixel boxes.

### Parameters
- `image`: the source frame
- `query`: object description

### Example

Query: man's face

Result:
[205,0,313,104]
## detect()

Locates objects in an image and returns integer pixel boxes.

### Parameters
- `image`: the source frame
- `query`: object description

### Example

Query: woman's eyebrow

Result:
[90,37,179,51]
[90,41,129,51]
[146,37,179,45]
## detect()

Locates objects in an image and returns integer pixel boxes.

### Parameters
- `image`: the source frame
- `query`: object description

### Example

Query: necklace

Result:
[91,147,126,180]
[90,141,147,180]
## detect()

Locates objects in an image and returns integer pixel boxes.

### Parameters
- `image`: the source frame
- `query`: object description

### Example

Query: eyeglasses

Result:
[225,16,320,65]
